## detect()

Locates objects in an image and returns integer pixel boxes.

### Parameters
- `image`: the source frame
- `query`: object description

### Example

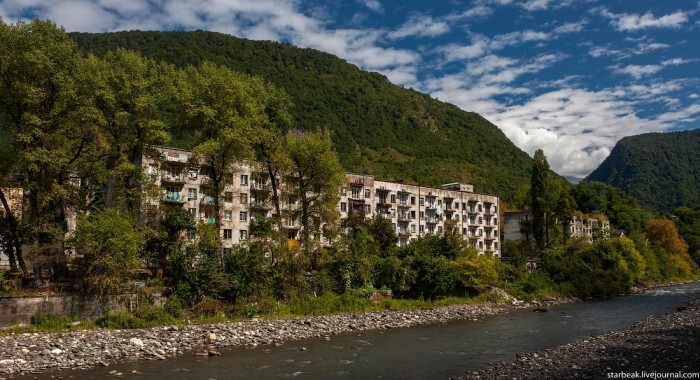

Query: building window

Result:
[224,192,233,202]
[391,194,396,203]
[240,175,248,186]
[462,228,467,235]
[223,210,232,221]
[223,247,232,256]
[351,187,361,199]
[340,202,347,212]
[223,229,232,240]
[240,230,248,241]
[419,197,424,206]
[478,204,483,212]
[187,188,197,199]
[419,211,424,219]
[411,196,416,205]
[364,189,370,198]
[410,210,416,219]
[438,226,443,233]
[365,204,371,213]
[411,224,416,233]
[419,225,424,233]
[240,211,248,222]
[240,193,248,204]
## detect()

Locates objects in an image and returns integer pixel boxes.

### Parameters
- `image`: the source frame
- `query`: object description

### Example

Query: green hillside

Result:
[70,30,535,200]
[586,129,700,212]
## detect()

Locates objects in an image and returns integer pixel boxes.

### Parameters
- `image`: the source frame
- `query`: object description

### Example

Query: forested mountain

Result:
[70,30,536,200]
[585,129,700,212]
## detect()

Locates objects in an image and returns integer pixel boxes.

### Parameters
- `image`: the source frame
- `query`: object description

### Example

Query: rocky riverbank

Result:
[0,294,573,378]
[459,298,700,379]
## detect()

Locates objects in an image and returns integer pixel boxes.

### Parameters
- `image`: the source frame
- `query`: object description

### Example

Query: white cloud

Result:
[357,0,383,13]
[613,58,694,79]
[521,0,552,11]
[690,93,699,99]
[440,29,550,63]
[600,8,689,31]
[614,64,663,79]
[553,20,586,34]
[388,15,449,39]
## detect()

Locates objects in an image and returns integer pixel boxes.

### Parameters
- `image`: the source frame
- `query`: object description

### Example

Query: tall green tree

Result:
[530,149,550,250]
[0,19,97,273]
[283,130,345,248]
[83,49,176,212]
[177,62,288,230]
[72,208,145,294]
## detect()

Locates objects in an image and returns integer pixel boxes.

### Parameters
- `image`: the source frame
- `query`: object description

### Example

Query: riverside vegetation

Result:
[0,19,699,336]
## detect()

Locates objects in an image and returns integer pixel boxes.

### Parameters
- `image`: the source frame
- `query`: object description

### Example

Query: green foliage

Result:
[283,129,346,246]
[72,208,144,294]
[170,222,226,304]
[586,130,700,212]
[571,181,653,234]
[69,30,543,201]
[531,149,550,250]
[96,306,177,329]
[674,206,700,263]
[223,242,274,301]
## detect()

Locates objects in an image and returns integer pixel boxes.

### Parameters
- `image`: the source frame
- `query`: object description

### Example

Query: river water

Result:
[44,283,700,380]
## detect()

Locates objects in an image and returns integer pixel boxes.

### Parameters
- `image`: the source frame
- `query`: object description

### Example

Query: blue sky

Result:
[1,0,698,177]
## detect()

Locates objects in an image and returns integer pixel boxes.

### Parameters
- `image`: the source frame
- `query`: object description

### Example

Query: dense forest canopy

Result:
[70,30,542,200]
[586,129,700,212]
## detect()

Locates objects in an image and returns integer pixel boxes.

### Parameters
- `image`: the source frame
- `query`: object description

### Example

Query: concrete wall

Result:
[0,295,132,326]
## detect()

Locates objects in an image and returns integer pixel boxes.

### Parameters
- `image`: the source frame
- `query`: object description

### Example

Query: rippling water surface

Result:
[41,283,700,380]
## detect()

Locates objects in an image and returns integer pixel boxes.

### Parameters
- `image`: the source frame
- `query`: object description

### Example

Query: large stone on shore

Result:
[129,338,144,348]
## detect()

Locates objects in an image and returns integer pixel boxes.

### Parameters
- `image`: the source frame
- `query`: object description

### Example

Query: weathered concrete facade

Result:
[145,147,501,257]
[502,211,610,243]
[339,174,501,256]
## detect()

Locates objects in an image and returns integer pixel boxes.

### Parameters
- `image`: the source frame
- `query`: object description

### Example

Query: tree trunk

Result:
[105,155,117,208]
[0,188,27,275]
[266,160,283,263]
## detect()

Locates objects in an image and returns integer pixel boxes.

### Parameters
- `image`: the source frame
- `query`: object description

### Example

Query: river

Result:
[39,283,700,380]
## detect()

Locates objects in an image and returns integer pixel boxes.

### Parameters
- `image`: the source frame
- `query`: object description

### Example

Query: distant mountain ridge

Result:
[585,129,700,212]
[70,30,540,201]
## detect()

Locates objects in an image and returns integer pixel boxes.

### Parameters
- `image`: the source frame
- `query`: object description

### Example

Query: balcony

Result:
[397,230,411,237]
[163,192,187,204]
[200,196,216,206]
[425,216,440,224]
[161,173,186,184]
[378,197,391,206]
[199,216,216,224]
[397,213,411,222]
[397,201,410,208]
[250,201,271,210]
[251,182,270,191]
[163,154,188,163]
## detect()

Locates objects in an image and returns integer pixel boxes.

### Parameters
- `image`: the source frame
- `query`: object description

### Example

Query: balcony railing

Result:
[200,196,216,205]
[397,213,411,222]
[163,193,187,203]
[161,173,186,184]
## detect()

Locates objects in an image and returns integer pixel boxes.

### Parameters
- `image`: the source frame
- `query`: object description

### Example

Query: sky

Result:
[1,0,698,178]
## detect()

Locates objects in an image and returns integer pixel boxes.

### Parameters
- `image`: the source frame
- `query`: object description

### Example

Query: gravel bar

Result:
[0,294,574,378]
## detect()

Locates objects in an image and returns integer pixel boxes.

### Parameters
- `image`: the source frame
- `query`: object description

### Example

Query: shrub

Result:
[192,299,223,317]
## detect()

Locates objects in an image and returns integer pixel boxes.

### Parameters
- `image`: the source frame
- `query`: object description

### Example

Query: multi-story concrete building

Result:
[145,147,501,257]
[502,211,609,243]
[338,174,501,256]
